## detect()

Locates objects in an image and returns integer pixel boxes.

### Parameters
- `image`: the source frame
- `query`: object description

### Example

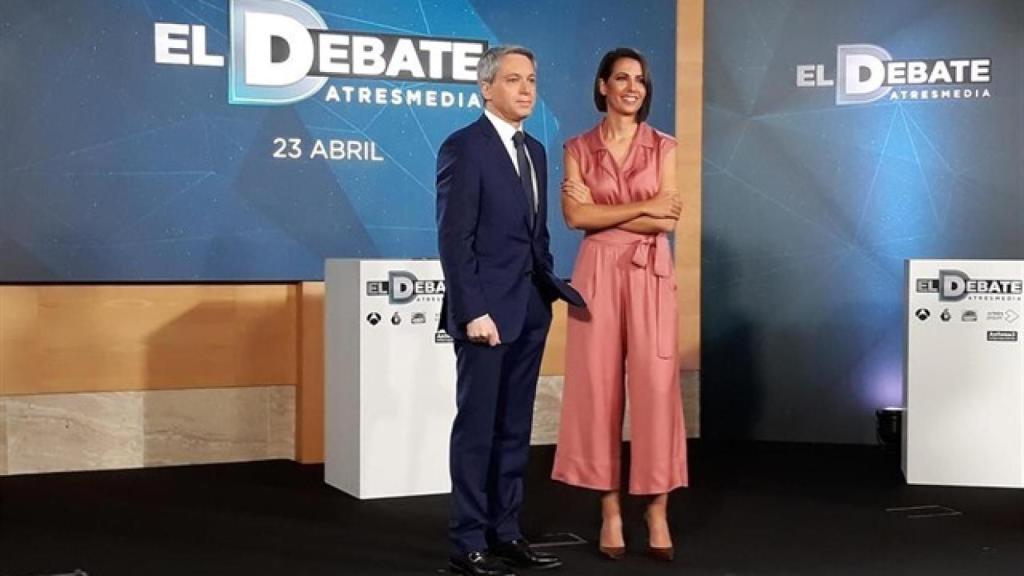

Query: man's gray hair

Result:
[476,45,536,84]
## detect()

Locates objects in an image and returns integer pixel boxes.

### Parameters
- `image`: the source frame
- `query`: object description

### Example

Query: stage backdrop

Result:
[0,0,675,282]
[703,0,1024,443]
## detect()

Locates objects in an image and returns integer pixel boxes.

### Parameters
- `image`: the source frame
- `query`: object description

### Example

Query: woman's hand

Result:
[562,179,594,205]
[643,190,682,219]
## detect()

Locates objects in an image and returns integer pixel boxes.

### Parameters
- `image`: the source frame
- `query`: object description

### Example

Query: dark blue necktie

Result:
[512,130,536,227]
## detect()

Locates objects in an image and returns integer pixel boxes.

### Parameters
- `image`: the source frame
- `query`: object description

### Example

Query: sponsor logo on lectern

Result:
[987,310,1022,323]
[986,330,1018,342]
[915,270,1023,302]
[796,44,992,105]
[366,312,382,325]
[961,310,978,322]
[914,308,931,321]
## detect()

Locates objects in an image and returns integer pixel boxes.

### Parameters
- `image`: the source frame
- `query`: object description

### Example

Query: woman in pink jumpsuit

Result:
[551,48,687,561]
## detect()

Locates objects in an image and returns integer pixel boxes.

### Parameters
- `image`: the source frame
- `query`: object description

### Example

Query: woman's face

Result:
[600,57,646,118]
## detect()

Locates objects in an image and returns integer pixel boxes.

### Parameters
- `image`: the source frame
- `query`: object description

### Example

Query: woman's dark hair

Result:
[593,47,653,122]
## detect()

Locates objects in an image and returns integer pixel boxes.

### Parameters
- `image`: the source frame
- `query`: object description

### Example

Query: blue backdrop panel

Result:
[703,0,1024,443]
[0,0,676,281]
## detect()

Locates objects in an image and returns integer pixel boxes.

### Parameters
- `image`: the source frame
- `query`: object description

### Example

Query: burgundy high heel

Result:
[599,545,627,560]
[644,511,675,562]
[599,516,626,560]
[647,545,675,562]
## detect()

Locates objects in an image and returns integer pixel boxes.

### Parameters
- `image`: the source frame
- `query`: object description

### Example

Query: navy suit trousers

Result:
[448,279,552,554]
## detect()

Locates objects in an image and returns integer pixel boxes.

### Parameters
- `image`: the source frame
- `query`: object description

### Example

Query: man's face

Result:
[481,53,536,125]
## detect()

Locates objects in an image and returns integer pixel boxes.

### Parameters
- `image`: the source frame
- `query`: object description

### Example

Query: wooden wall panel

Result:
[0,285,297,396]
[676,0,704,370]
[539,301,568,376]
[296,282,325,464]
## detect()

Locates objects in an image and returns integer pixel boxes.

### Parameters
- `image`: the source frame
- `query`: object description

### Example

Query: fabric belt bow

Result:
[631,234,674,359]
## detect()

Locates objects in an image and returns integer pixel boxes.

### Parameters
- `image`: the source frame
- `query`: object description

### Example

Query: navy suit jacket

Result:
[436,115,582,342]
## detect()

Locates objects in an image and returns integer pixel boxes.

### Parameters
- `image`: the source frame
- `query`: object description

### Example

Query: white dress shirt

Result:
[484,108,539,213]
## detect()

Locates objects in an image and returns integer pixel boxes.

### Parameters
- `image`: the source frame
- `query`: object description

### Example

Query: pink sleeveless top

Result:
[564,121,676,208]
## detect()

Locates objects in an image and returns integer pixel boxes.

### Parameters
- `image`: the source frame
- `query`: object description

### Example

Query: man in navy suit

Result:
[437,45,583,576]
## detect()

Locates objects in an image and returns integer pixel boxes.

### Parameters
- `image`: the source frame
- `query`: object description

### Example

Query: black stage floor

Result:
[2,442,1022,576]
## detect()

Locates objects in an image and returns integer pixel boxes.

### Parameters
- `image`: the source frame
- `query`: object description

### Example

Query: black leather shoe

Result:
[491,539,563,570]
[448,551,516,576]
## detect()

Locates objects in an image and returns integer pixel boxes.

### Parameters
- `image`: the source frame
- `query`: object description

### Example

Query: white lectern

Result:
[324,259,456,499]
[904,259,1024,488]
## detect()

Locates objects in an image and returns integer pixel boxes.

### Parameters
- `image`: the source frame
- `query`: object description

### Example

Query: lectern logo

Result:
[366,271,446,305]
[916,270,1023,302]
[914,308,930,321]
